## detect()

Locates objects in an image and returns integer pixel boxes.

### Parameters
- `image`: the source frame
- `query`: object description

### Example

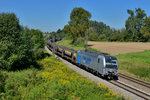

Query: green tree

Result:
[109,34,122,41]
[29,29,45,60]
[23,28,45,60]
[140,17,150,41]
[89,20,117,41]
[98,34,106,41]
[0,13,35,70]
[89,21,112,36]
[120,28,129,41]
[0,13,20,42]
[65,7,91,44]
[29,29,45,49]
[89,33,98,41]
[125,8,146,41]
[0,13,21,70]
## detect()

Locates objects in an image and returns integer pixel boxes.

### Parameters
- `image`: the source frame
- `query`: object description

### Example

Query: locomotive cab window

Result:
[98,58,100,63]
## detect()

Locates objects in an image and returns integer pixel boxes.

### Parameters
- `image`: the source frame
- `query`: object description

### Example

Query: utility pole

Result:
[52,36,55,54]
[85,29,89,52]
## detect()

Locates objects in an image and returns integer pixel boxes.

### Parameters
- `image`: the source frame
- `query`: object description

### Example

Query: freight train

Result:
[47,39,118,80]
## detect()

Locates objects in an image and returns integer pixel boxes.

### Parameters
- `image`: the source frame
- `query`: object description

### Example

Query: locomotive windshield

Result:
[105,56,117,63]
[105,56,118,68]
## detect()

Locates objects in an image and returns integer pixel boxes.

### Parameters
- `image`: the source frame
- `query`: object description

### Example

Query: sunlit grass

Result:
[0,55,124,100]
[58,39,100,53]
[117,50,150,82]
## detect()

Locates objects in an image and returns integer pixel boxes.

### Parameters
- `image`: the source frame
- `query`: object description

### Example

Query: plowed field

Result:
[88,41,150,55]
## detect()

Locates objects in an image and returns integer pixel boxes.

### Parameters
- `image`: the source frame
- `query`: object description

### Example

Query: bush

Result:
[0,13,35,70]
[89,33,98,41]
[0,71,7,95]
[98,34,107,41]
[109,34,122,41]
[0,13,45,70]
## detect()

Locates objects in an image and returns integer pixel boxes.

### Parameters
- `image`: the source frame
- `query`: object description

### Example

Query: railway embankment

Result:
[46,46,145,100]
[0,49,124,99]
[56,40,150,99]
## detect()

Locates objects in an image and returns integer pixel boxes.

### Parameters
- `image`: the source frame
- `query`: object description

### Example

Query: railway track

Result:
[46,45,150,99]
[109,73,150,100]
[47,42,150,99]
[119,73,150,89]
[109,80,150,100]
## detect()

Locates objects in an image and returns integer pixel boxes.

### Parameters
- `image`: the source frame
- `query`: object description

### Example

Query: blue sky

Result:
[0,0,150,32]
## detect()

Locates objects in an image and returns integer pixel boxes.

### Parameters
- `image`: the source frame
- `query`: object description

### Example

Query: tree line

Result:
[49,7,150,43]
[0,13,45,71]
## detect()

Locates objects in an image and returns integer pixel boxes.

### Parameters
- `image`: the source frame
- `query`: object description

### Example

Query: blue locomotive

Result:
[76,50,118,79]
[47,40,118,80]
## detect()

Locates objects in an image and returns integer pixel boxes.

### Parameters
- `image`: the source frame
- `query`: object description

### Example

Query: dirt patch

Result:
[88,41,150,55]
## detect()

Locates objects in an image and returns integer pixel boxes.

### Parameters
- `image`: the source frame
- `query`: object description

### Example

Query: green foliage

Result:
[30,29,45,48]
[140,17,150,41]
[26,28,45,60]
[49,29,65,40]
[125,8,146,41]
[0,71,7,95]
[109,34,122,41]
[98,34,107,41]
[89,21,112,36]
[0,13,20,42]
[64,7,91,44]
[0,13,45,70]
[117,50,150,82]
[119,28,130,41]
[88,20,123,42]
[58,39,85,50]
[0,56,124,100]
[89,33,98,41]
[58,39,101,53]
[0,13,34,70]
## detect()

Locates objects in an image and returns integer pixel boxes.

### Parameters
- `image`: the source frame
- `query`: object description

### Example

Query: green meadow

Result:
[58,40,100,53]
[116,50,150,82]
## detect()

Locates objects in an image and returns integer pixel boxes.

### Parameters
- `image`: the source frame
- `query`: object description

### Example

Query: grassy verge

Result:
[58,40,100,53]
[116,50,150,82]
[0,54,124,100]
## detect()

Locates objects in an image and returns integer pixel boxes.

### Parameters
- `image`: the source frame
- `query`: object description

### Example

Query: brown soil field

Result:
[88,41,150,55]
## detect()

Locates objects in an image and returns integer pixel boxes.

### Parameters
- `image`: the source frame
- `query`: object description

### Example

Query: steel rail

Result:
[119,73,150,88]
[110,80,150,100]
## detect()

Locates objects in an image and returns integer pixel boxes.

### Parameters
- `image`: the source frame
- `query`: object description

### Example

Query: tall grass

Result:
[117,50,150,82]
[0,56,124,100]
[58,40,100,53]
